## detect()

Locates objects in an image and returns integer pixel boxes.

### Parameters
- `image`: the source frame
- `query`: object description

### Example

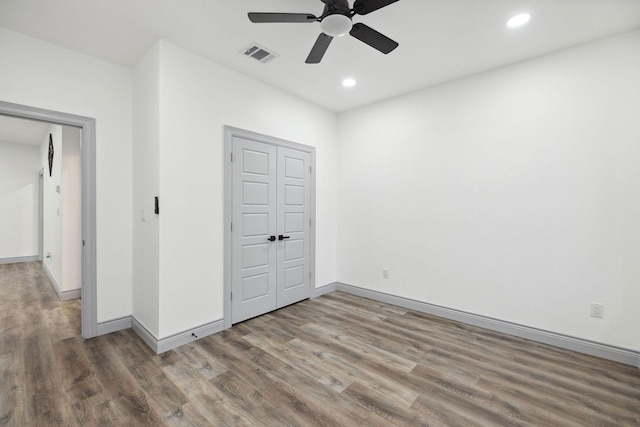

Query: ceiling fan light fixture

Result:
[321,14,352,37]
[507,13,531,28]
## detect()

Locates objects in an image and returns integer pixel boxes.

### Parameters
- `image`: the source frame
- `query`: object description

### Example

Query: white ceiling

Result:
[0,115,50,147]
[0,0,639,112]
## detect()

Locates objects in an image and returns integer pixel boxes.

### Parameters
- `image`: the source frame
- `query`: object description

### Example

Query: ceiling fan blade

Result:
[305,33,333,64]
[349,23,398,54]
[248,13,318,23]
[353,0,399,15]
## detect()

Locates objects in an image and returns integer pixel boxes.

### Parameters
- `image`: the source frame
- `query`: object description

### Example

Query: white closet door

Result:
[231,137,312,324]
[276,146,311,307]
[231,137,277,324]
[277,147,311,307]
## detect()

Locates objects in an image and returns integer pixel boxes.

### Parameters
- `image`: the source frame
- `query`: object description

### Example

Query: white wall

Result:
[62,126,81,291]
[337,30,640,351]
[132,43,161,336]
[40,125,81,293]
[41,125,63,283]
[0,27,133,321]
[151,41,338,338]
[0,142,41,259]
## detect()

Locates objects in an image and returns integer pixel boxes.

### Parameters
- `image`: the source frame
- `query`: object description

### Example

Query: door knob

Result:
[278,235,290,241]
[267,236,276,242]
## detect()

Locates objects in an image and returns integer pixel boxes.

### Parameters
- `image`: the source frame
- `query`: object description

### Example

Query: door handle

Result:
[278,235,290,241]
[267,236,276,242]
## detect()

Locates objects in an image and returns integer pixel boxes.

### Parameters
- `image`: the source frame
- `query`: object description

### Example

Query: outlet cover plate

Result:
[590,302,604,318]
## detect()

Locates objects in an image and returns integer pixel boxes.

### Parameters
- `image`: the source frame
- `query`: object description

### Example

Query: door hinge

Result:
[309,219,312,227]
[309,165,312,174]
[231,152,234,162]
[231,292,233,301]
[309,272,312,279]
[82,240,85,247]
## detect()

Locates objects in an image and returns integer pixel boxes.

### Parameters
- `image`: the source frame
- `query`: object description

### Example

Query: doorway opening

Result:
[0,100,97,338]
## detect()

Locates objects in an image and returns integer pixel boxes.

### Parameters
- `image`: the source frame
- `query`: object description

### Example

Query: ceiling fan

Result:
[248,0,400,64]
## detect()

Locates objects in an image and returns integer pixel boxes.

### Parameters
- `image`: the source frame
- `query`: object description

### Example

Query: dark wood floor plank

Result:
[265,380,352,426]
[239,335,377,426]
[169,343,229,381]
[82,334,163,425]
[52,336,103,403]
[341,381,426,426]
[285,301,432,364]
[162,356,255,426]
[411,362,540,427]
[46,305,77,342]
[302,322,418,372]
[195,332,281,392]
[211,370,295,426]
[427,346,638,425]
[242,332,353,393]
[0,352,26,426]
[288,336,420,408]
[25,343,67,425]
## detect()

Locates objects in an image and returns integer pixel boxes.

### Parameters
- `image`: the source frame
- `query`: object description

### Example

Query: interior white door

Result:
[231,137,277,323]
[231,137,312,324]
[277,147,311,307]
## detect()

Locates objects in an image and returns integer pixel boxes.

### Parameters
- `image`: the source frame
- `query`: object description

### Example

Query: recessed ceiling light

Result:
[342,78,356,88]
[507,13,531,28]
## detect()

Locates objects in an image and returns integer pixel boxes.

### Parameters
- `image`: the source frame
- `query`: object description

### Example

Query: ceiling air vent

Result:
[242,43,278,64]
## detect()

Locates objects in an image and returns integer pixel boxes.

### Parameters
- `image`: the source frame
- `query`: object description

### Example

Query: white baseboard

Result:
[157,320,226,354]
[131,316,225,354]
[95,282,640,367]
[0,255,39,265]
[97,316,132,336]
[131,317,158,352]
[42,262,80,301]
[333,283,640,367]
[313,282,338,298]
[59,289,81,300]
[42,262,60,295]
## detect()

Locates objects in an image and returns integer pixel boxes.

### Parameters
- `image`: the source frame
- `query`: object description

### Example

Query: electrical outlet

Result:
[382,268,389,279]
[590,302,604,318]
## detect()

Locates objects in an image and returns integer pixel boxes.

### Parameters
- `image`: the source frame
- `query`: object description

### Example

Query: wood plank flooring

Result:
[1,261,639,426]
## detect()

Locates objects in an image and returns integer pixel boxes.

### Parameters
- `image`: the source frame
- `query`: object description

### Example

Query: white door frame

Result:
[0,100,98,339]
[223,126,316,329]
[39,168,44,262]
